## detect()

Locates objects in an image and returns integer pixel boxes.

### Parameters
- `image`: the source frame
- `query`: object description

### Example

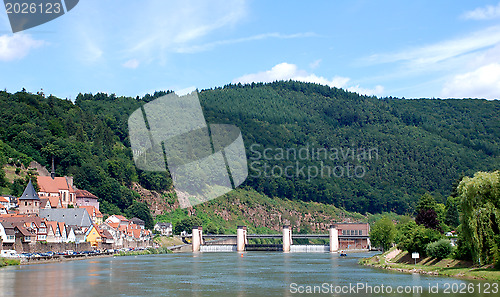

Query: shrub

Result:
[426,239,452,259]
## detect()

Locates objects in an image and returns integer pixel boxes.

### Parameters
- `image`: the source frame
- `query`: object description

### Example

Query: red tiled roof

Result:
[48,196,61,208]
[37,176,75,193]
[0,197,9,203]
[113,215,128,222]
[79,206,103,218]
[132,229,141,239]
[58,222,65,233]
[75,189,98,199]
[107,222,119,229]
[0,204,5,209]
[100,229,113,238]
[46,221,58,234]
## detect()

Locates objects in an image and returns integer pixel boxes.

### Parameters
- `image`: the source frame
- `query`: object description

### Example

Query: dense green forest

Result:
[0,82,499,220]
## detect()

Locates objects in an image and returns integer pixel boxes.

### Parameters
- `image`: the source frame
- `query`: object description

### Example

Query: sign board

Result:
[412,252,419,259]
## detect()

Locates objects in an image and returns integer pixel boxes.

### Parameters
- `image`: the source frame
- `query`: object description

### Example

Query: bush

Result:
[426,239,452,259]
[397,224,441,256]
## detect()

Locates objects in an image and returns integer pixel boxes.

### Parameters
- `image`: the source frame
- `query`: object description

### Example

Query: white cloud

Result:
[441,63,500,99]
[462,2,500,20]
[175,86,196,96]
[0,34,45,61]
[122,59,140,69]
[233,63,384,96]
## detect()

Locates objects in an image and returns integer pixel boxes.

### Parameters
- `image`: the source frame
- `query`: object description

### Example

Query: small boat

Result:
[339,250,347,256]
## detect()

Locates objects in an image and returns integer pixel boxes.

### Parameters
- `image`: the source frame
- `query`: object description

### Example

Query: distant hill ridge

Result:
[0,82,498,218]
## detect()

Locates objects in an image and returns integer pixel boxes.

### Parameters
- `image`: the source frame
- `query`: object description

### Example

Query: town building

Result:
[78,206,103,225]
[154,222,173,236]
[332,223,371,250]
[39,208,93,229]
[130,217,145,229]
[37,176,76,208]
[18,180,40,216]
[75,189,99,210]
[105,215,129,226]
[0,195,17,210]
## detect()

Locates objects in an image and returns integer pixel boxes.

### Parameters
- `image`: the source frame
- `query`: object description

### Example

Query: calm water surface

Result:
[0,252,497,296]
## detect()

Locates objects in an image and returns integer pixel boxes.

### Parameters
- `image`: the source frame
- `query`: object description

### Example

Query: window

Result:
[359,230,363,235]
[25,201,27,206]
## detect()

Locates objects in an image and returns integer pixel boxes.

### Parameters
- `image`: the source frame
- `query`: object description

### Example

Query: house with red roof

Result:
[79,205,103,225]
[75,189,100,211]
[105,215,129,226]
[37,176,76,208]
[0,204,6,215]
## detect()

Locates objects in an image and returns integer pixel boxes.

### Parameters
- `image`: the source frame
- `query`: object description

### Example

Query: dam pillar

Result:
[329,225,339,252]
[192,226,203,252]
[283,225,292,253]
[237,226,247,252]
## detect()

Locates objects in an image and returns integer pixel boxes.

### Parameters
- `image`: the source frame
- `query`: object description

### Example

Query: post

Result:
[192,226,203,252]
[282,225,292,253]
[237,226,247,252]
[329,225,339,252]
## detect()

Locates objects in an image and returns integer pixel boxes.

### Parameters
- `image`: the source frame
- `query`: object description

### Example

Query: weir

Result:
[190,225,366,253]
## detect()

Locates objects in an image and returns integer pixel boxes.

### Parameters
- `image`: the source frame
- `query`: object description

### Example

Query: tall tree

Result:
[416,193,437,213]
[444,196,460,228]
[458,171,500,265]
[370,216,396,252]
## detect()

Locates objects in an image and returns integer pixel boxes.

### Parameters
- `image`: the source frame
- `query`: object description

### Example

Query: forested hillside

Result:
[0,82,498,218]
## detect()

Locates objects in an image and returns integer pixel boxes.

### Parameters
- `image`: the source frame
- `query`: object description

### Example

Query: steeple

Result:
[51,156,55,179]
[19,179,40,201]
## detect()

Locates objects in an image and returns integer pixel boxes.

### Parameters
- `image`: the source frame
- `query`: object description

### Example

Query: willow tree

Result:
[458,171,500,265]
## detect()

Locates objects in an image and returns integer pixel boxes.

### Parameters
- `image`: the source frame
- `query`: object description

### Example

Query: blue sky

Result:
[1,0,500,100]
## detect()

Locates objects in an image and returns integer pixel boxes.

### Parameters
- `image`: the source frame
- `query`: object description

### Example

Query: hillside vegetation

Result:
[0,82,498,225]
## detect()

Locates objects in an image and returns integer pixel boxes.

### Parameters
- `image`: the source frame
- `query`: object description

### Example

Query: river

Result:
[0,252,496,296]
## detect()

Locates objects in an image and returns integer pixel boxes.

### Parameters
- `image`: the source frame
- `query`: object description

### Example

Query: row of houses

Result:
[1,174,152,252]
[0,210,152,252]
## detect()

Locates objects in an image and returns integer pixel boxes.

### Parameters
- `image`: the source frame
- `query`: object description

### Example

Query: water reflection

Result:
[0,252,495,297]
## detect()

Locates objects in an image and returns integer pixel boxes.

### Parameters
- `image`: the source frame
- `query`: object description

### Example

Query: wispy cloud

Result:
[309,59,322,69]
[0,34,45,61]
[233,62,384,96]
[123,0,248,61]
[462,2,500,20]
[67,0,248,65]
[364,25,500,67]
[175,32,317,53]
[122,59,140,69]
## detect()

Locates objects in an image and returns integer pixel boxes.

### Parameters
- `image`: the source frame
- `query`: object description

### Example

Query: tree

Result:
[125,201,154,230]
[10,178,27,197]
[205,222,220,235]
[415,209,441,231]
[174,216,203,235]
[426,239,452,259]
[417,193,437,213]
[398,224,441,256]
[444,196,460,228]
[458,171,500,265]
[370,216,396,252]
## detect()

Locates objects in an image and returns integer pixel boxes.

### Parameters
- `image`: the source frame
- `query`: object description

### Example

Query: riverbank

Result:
[360,248,500,281]
[0,247,174,267]
[0,257,20,267]
[115,247,171,256]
